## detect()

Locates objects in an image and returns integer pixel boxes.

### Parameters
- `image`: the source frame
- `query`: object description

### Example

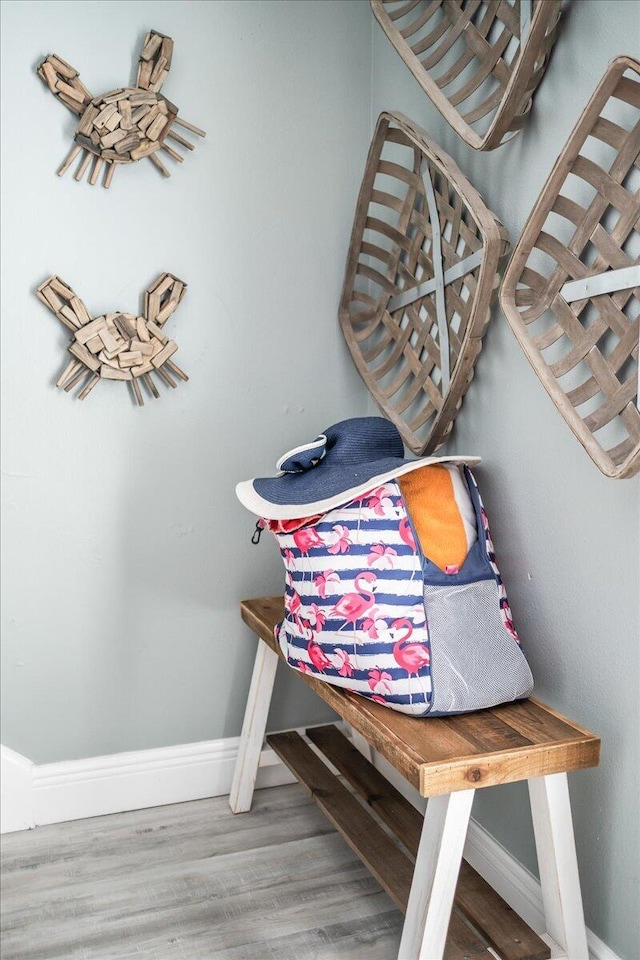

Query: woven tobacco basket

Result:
[371,0,562,151]
[340,112,509,455]
[500,56,640,479]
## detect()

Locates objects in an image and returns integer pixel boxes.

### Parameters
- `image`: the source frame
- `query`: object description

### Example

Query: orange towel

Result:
[398,464,475,572]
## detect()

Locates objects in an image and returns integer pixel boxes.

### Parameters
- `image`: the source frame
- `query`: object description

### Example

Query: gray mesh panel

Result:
[425,580,534,714]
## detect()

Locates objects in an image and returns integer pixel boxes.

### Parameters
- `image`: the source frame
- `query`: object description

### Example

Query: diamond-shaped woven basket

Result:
[340,111,509,455]
[371,0,562,151]
[500,56,640,480]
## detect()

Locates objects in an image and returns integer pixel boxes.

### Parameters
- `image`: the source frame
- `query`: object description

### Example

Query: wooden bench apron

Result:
[230,597,600,960]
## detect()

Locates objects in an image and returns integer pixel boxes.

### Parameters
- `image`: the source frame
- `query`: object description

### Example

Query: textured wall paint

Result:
[369,3,639,956]
[0,0,370,763]
[2,0,638,954]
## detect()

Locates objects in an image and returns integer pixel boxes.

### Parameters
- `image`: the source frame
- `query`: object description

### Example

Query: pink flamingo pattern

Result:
[293,526,324,553]
[327,525,352,555]
[361,614,384,639]
[305,603,326,630]
[368,668,392,695]
[399,517,416,550]
[399,517,418,583]
[351,491,370,542]
[293,526,324,581]
[313,569,340,599]
[284,589,302,619]
[365,486,394,516]
[330,570,377,666]
[307,636,332,672]
[367,543,397,568]
[391,619,430,708]
[333,648,354,677]
[265,468,528,716]
[269,479,433,715]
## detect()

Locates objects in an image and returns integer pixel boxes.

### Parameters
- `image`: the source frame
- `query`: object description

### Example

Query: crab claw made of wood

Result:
[37,30,206,189]
[36,273,189,407]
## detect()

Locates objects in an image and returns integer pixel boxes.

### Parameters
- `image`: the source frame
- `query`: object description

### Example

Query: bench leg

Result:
[398,788,475,960]
[529,773,589,960]
[229,640,279,814]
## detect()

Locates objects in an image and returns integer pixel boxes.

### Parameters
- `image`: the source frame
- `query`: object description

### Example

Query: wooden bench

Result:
[230,597,600,960]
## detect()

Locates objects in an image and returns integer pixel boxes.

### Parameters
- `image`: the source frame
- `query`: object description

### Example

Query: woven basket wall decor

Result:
[340,111,509,455]
[36,273,189,406]
[371,0,562,151]
[37,30,206,188]
[500,56,640,479]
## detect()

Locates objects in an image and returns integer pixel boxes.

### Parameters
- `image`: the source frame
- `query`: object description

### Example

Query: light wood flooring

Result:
[1,784,403,959]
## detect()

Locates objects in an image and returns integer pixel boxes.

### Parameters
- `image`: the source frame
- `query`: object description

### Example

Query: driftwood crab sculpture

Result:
[36,273,189,406]
[37,30,205,188]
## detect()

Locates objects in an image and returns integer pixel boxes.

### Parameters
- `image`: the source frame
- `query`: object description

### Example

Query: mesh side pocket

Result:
[425,580,533,715]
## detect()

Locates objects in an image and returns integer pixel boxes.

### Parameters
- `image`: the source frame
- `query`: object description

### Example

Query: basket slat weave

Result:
[500,56,640,479]
[371,0,562,151]
[340,111,509,455]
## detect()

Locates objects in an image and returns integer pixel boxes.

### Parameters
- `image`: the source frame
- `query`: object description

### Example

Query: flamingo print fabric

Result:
[266,465,534,718]
[274,479,434,715]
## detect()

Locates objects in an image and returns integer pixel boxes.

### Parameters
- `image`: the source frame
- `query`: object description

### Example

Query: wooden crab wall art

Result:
[36,273,189,406]
[37,30,206,188]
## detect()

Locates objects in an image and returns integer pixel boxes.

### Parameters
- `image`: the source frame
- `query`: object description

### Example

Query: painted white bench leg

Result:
[398,788,475,960]
[528,773,589,960]
[229,641,279,814]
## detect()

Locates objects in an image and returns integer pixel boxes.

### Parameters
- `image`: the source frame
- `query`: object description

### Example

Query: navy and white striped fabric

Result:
[274,480,434,715]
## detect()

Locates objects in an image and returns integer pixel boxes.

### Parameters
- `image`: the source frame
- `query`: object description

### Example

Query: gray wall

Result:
[1,0,638,955]
[370,3,639,956]
[1,0,369,762]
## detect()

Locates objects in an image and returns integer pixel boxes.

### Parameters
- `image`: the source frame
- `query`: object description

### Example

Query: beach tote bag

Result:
[237,417,533,717]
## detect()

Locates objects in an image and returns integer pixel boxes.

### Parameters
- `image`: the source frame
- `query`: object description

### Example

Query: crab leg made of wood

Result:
[37,30,206,188]
[36,273,189,406]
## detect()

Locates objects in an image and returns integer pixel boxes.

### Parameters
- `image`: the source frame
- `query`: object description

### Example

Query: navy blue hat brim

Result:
[236,416,480,519]
[236,453,480,519]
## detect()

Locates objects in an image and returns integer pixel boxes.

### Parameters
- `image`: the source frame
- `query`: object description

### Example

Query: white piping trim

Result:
[236,455,481,519]
[275,435,327,472]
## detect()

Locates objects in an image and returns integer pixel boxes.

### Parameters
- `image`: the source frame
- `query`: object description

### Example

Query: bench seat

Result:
[241,596,599,797]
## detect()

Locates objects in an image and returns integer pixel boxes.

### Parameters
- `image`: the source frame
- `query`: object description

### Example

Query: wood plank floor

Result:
[1,785,404,959]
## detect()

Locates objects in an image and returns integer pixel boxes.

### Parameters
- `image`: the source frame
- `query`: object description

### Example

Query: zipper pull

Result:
[251,519,266,545]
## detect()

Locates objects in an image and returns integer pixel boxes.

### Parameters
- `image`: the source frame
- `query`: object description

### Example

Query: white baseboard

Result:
[1,737,295,831]
[1,746,35,833]
[0,738,618,960]
[463,818,618,960]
